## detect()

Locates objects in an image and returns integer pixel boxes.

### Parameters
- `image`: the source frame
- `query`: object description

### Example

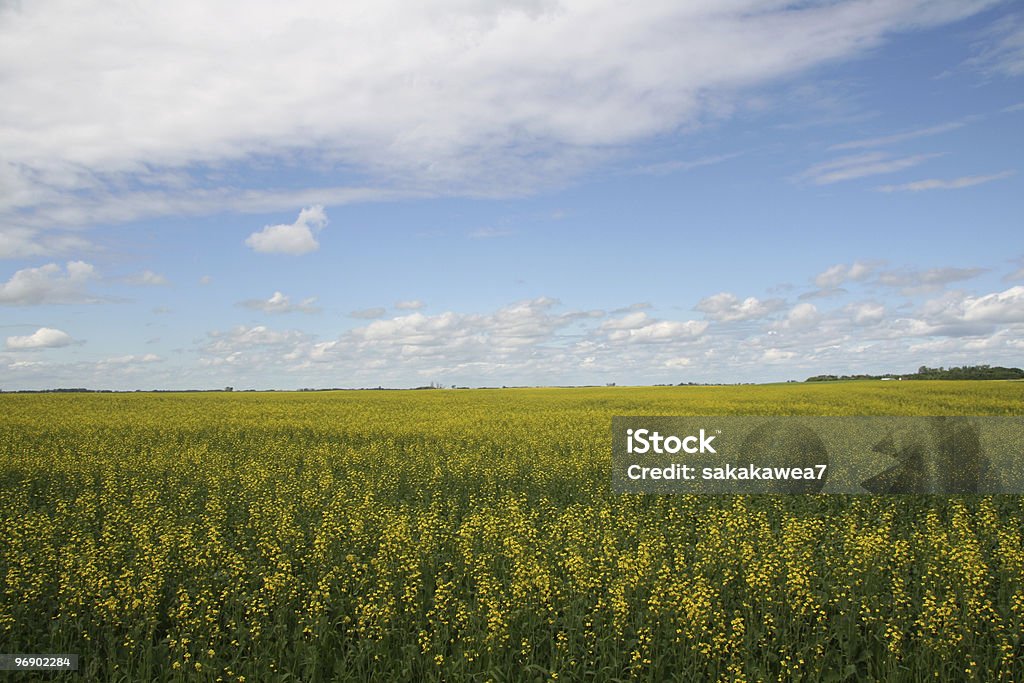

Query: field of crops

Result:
[2,381,1023,681]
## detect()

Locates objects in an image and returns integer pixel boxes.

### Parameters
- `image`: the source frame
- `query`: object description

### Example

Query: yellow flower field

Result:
[2,381,1023,681]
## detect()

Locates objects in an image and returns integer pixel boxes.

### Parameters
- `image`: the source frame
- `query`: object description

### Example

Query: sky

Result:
[1,0,1023,390]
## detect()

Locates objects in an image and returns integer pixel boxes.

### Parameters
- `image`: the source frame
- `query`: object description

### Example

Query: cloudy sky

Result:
[2,0,1022,389]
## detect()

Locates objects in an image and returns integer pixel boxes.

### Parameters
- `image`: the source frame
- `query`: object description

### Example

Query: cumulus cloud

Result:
[814,261,876,289]
[845,301,886,325]
[0,261,99,305]
[394,300,425,311]
[695,293,785,322]
[359,312,465,346]
[196,298,606,381]
[768,303,821,332]
[179,274,1024,388]
[598,310,707,344]
[245,206,327,255]
[783,303,820,329]
[762,349,797,363]
[872,287,1024,339]
[605,320,708,343]
[9,269,1018,388]
[200,325,310,368]
[0,0,1001,240]
[205,325,305,350]
[349,298,596,355]
[240,291,319,314]
[5,327,74,350]
[926,286,1024,325]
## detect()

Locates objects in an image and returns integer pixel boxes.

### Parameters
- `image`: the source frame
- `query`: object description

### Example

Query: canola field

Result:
[2,381,1024,681]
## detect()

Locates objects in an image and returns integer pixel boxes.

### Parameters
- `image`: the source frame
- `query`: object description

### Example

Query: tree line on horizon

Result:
[805,364,1024,383]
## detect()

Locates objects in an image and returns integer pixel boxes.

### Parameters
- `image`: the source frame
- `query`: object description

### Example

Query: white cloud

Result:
[963,14,1024,78]
[762,348,797,362]
[877,266,986,294]
[200,325,310,368]
[0,261,98,305]
[468,227,514,239]
[0,226,91,260]
[784,302,820,329]
[180,281,1024,386]
[879,287,1024,339]
[6,360,47,370]
[606,319,708,343]
[797,152,942,185]
[128,270,169,286]
[245,205,327,255]
[828,121,964,150]
[394,300,425,311]
[634,152,744,176]
[601,311,651,330]
[99,354,162,365]
[814,261,876,288]
[0,0,1001,239]
[288,298,602,377]
[695,292,784,322]
[845,301,886,325]
[876,170,1014,192]
[350,298,585,354]
[5,327,74,350]
[8,272,1024,388]
[810,262,983,296]
[815,264,848,289]
[205,325,305,351]
[360,312,465,346]
[954,286,1024,324]
[240,291,319,314]
[610,302,652,314]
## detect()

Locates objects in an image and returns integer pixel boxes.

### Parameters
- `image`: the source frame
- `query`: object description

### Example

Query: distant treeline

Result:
[806,365,1024,382]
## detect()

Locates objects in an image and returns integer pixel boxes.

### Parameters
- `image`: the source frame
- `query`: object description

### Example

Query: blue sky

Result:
[1,0,1022,389]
